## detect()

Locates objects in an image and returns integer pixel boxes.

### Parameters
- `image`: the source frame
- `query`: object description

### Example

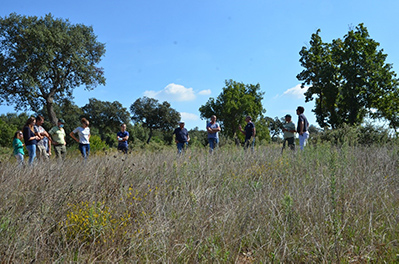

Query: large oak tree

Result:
[297,24,399,130]
[0,13,106,125]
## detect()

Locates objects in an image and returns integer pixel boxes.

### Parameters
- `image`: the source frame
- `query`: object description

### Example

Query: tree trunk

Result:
[46,96,58,125]
[146,129,153,144]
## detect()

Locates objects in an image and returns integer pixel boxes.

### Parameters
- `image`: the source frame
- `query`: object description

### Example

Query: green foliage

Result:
[0,113,30,147]
[130,96,180,144]
[297,24,399,129]
[0,13,106,125]
[188,127,208,147]
[265,116,284,141]
[199,79,266,139]
[89,135,108,153]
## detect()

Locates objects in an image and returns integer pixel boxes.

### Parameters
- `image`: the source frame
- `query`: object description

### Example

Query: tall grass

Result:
[0,144,398,262]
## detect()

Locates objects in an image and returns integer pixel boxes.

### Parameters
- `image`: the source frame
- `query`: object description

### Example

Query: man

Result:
[34,116,52,160]
[49,118,67,160]
[296,106,309,150]
[173,121,190,154]
[206,115,221,154]
[282,114,296,152]
[239,116,256,151]
[117,123,129,154]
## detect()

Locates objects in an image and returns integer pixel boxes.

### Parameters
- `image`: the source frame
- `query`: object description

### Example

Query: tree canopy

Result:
[199,79,265,139]
[130,96,180,144]
[0,13,106,125]
[297,24,399,130]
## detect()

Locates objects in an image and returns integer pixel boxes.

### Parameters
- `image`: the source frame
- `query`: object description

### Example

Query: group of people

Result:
[12,116,120,165]
[12,106,309,164]
[173,105,310,154]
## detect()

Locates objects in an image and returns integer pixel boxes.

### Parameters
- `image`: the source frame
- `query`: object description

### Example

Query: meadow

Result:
[0,144,398,263]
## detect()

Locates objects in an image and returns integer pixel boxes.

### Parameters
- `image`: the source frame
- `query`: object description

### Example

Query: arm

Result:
[70,131,79,143]
[238,125,246,135]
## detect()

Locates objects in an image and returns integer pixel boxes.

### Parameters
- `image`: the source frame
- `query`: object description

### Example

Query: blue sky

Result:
[1,0,399,130]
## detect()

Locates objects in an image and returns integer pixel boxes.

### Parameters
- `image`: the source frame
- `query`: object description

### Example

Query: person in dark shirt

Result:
[117,123,129,154]
[296,106,309,150]
[239,116,256,151]
[173,121,190,154]
[23,117,40,165]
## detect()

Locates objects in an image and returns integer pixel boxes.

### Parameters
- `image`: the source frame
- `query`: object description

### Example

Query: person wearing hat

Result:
[173,121,190,154]
[282,114,296,152]
[49,118,67,160]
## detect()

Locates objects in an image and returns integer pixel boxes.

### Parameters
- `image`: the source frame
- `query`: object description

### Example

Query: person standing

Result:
[282,114,296,152]
[23,117,40,165]
[117,123,129,154]
[34,116,51,161]
[12,131,25,166]
[239,116,256,151]
[49,118,67,160]
[70,118,91,159]
[206,115,221,154]
[296,106,310,150]
[173,121,190,154]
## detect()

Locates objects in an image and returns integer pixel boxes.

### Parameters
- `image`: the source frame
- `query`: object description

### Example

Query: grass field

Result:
[0,144,398,263]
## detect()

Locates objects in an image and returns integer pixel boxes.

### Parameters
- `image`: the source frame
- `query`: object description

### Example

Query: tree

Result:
[265,116,284,141]
[82,98,131,146]
[297,24,399,129]
[0,13,106,125]
[199,79,265,140]
[130,97,180,144]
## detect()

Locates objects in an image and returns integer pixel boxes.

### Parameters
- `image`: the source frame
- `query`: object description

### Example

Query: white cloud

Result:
[282,84,309,99]
[144,83,196,102]
[198,89,211,95]
[180,112,199,121]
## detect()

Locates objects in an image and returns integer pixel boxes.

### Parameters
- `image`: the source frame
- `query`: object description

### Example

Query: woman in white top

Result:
[70,118,91,159]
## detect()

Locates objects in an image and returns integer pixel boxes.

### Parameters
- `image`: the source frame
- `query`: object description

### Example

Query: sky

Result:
[1,0,399,130]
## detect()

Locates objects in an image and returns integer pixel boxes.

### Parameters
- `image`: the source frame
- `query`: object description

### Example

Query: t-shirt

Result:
[173,127,189,143]
[117,131,129,147]
[73,127,90,144]
[23,126,37,145]
[297,114,309,133]
[207,122,220,139]
[12,138,24,156]
[49,126,66,145]
[244,122,255,140]
[283,122,296,139]
[34,125,48,147]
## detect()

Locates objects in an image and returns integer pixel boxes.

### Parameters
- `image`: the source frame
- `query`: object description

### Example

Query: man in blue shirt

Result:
[117,123,129,154]
[173,121,190,154]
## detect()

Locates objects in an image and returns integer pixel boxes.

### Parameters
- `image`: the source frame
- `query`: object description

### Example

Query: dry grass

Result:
[0,144,398,263]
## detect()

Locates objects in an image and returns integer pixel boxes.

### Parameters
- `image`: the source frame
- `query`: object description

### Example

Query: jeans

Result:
[299,131,309,150]
[208,138,219,153]
[15,153,24,166]
[26,144,36,165]
[79,144,90,159]
[244,138,255,151]
[282,137,295,152]
[176,142,188,154]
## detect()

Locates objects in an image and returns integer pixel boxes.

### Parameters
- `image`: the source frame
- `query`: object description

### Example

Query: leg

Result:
[26,144,36,165]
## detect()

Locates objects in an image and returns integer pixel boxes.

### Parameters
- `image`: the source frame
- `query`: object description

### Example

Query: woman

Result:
[12,131,25,166]
[70,118,91,159]
[23,117,40,165]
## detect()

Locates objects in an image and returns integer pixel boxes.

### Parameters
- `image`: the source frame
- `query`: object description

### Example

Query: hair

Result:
[121,123,126,127]
[246,116,252,120]
[13,131,22,139]
[81,118,89,126]
[297,106,305,114]
[36,115,44,122]
[24,117,36,131]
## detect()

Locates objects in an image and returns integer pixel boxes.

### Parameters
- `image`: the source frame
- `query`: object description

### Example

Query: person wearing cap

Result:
[49,118,67,160]
[206,115,221,154]
[282,114,296,152]
[239,116,256,151]
[173,121,190,154]
[296,106,310,150]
